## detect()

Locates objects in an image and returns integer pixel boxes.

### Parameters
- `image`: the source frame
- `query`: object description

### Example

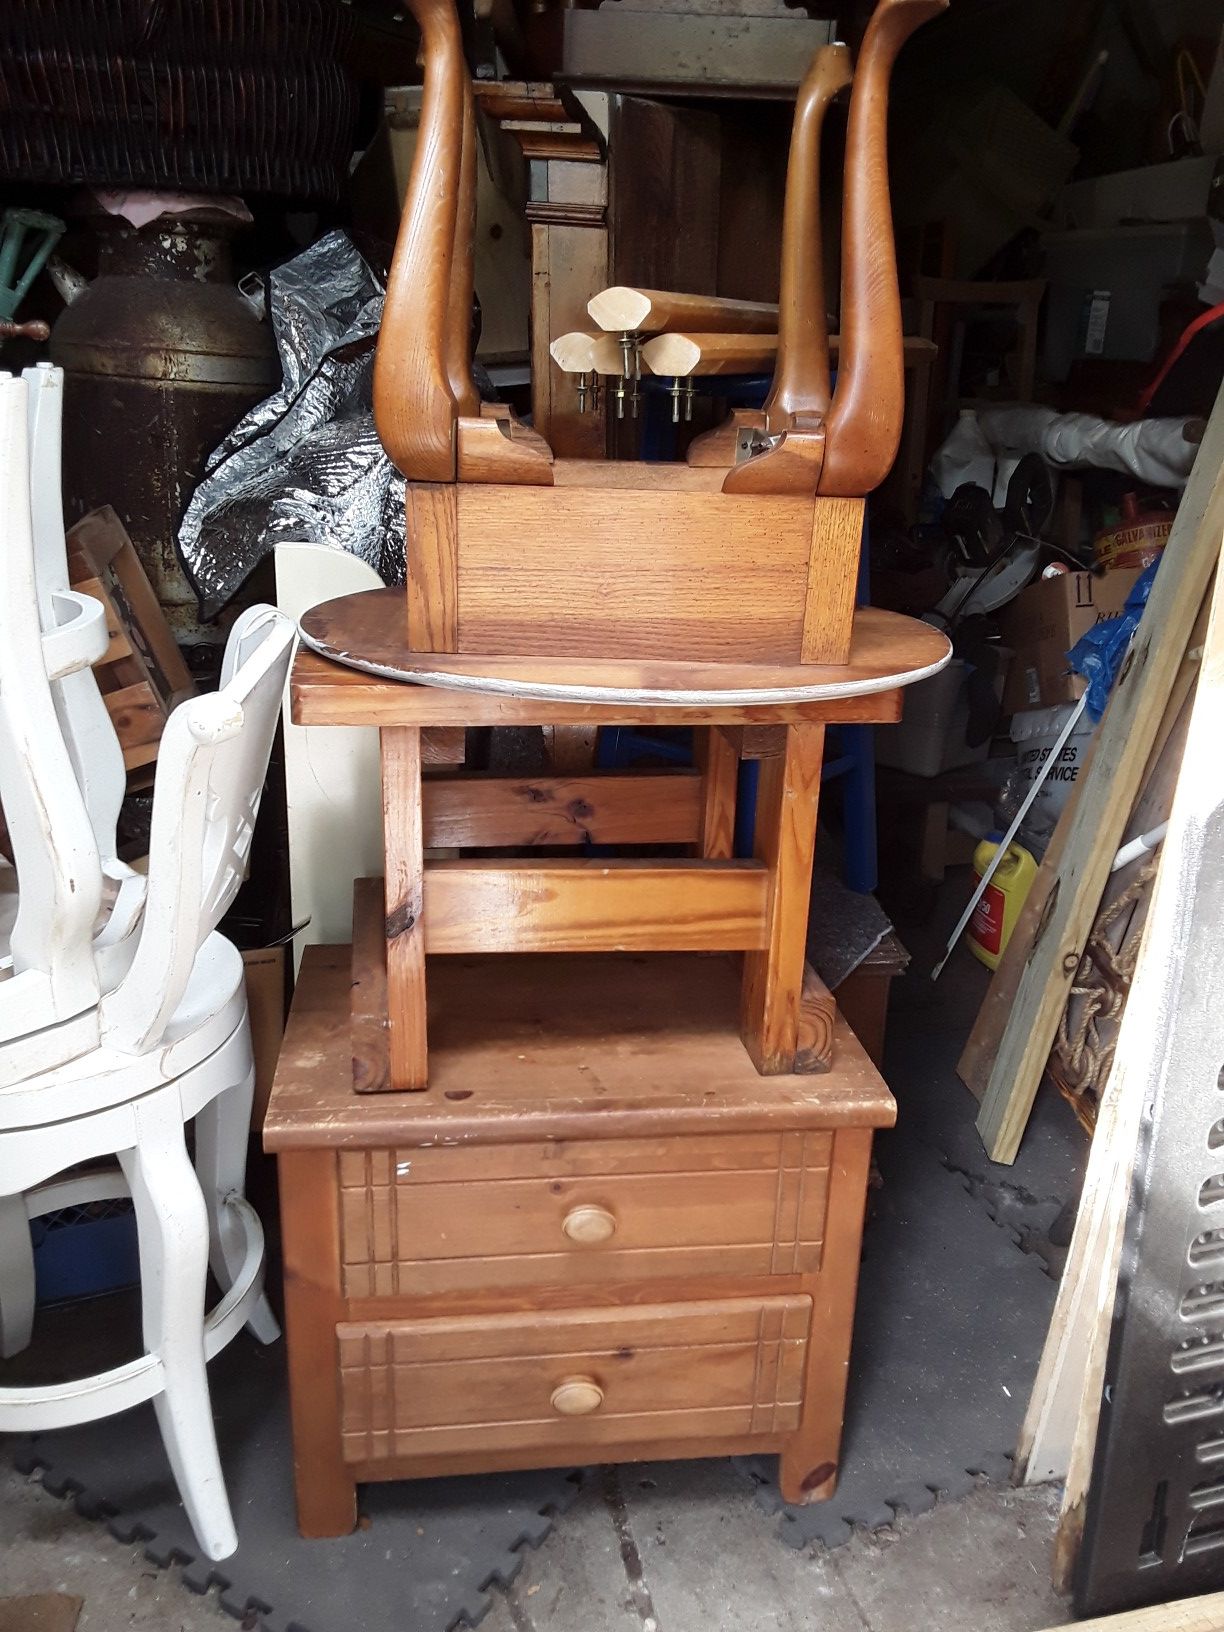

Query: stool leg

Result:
[121,1094,237,1561]
[695,726,741,859]
[741,722,824,1074]
[381,725,428,1090]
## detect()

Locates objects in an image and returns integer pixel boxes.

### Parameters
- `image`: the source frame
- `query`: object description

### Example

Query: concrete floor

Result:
[2,1458,1073,1632]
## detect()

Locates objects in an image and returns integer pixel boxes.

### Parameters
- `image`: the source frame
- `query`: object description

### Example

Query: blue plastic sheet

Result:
[1067,560,1161,721]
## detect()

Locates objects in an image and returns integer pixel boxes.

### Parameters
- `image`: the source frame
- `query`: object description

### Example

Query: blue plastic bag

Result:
[1066,560,1161,722]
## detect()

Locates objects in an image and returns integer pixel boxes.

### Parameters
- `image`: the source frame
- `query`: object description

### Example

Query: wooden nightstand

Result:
[265,942,894,1538]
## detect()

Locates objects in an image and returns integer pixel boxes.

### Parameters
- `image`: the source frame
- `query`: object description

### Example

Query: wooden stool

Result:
[294,588,949,1091]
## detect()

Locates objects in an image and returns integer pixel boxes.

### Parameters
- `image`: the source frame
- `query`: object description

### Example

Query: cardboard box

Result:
[999,568,1141,712]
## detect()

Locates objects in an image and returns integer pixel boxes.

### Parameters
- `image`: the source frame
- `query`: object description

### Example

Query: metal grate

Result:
[1076,803,1224,1614]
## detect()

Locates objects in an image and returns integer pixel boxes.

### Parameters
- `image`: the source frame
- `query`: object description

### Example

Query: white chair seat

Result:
[0,933,247,1129]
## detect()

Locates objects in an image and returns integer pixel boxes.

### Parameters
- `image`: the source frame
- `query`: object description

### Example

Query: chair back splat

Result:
[372,0,944,671]
[102,607,295,1055]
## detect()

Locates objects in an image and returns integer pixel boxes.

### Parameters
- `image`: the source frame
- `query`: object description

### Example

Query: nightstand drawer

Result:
[338,1294,811,1464]
[338,1131,833,1297]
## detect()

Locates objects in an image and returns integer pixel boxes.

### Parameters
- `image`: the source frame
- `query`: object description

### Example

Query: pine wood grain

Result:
[422,858,770,953]
[278,1147,356,1537]
[381,727,428,1090]
[422,770,703,847]
[741,723,825,1073]
[263,946,897,1151]
[696,726,741,859]
[336,1296,810,1462]
[795,964,836,1074]
[337,1133,832,1297]
[351,877,390,1094]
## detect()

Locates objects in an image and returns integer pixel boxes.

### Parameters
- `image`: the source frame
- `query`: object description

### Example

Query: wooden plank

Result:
[975,383,1224,1163]
[264,947,897,1152]
[423,858,769,953]
[351,877,390,1095]
[452,483,815,664]
[422,771,701,848]
[405,484,459,652]
[277,1147,357,1537]
[1015,685,1198,1486]
[802,497,864,664]
[695,726,741,859]
[380,726,428,1091]
[741,723,825,1073]
[293,653,907,728]
[1035,1593,1224,1631]
[958,622,1202,1101]
[1048,545,1224,1592]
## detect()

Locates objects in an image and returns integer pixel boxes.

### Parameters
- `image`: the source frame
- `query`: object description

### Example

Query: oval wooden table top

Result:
[298,588,951,707]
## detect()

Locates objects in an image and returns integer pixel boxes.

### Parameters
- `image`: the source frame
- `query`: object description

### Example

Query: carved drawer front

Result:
[337,1131,833,1298]
[338,1295,811,1465]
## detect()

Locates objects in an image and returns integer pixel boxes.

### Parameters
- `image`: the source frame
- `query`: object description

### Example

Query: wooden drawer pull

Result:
[550,1376,604,1417]
[561,1203,617,1244]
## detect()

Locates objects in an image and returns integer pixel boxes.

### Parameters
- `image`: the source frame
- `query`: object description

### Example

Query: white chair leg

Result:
[0,1191,36,1360]
[120,1094,238,1562]
[193,1042,280,1347]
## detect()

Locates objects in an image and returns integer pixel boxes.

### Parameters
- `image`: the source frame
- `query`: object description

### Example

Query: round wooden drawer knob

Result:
[561,1203,617,1244]
[550,1377,604,1416]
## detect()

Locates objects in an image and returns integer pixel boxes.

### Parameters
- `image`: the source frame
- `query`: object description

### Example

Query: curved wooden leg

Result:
[194,1028,280,1346]
[0,1191,35,1360]
[121,1094,237,1562]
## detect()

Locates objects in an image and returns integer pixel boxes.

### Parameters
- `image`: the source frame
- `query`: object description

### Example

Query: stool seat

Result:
[298,588,951,706]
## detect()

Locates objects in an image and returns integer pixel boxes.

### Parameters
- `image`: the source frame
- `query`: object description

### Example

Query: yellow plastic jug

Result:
[969,838,1038,971]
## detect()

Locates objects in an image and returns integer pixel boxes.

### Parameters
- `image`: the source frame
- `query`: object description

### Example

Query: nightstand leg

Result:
[381,725,428,1090]
[740,722,824,1074]
[280,1151,358,1538]
[779,1127,874,1504]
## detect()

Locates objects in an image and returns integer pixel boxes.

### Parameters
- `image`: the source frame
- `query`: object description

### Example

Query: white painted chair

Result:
[0,374,296,1560]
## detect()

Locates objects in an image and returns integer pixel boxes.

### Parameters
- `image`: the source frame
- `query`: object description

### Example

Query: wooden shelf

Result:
[264,945,896,1152]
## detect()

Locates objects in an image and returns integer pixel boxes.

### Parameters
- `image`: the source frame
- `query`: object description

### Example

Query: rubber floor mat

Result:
[8,1336,582,1632]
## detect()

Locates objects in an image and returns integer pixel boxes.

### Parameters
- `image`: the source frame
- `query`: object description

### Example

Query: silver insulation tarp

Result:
[178,230,405,619]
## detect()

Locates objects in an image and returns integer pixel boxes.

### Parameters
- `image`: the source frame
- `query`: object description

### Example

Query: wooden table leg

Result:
[280,1150,358,1538]
[779,1126,873,1504]
[380,725,428,1090]
[740,721,824,1074]
[695,725,741,859]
